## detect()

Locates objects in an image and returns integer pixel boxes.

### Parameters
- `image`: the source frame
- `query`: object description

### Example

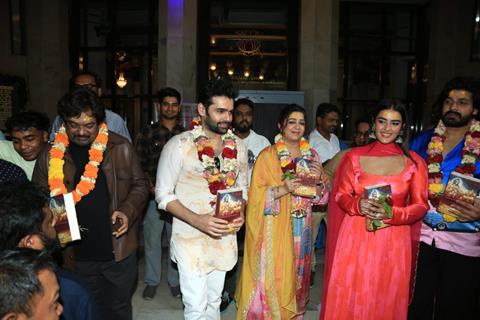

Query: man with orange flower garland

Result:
[409,77,480,319]
[155,79,248,319]
[32,87,149,320]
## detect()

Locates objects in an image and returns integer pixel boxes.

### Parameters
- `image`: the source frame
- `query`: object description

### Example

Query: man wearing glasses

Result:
[351,119,371,148]
[135,87,184,300]
[50,71,131,142]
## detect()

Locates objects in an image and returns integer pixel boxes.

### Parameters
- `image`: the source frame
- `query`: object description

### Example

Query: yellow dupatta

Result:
[235,145,299,319]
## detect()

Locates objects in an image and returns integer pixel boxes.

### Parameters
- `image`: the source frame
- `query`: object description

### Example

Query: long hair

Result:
[372,99,417,165]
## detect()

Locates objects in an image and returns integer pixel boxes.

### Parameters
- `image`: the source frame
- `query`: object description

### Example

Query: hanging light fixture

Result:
[116,71,127,88]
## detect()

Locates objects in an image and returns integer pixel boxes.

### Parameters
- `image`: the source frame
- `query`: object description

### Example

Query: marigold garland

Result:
[427,119,480,221]
[192,125,238,206]
[190,117,202,130]
[274,133,314,180]
[48,123,109,204]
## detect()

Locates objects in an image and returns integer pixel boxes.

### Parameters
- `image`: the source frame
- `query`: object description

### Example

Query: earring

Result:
[395,131,404,144]
[369,125,376,140]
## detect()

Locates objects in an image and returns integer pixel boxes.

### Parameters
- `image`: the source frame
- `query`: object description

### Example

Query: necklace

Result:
[427,119,480,211]
[192,126,239,200]
[48,123,108,203]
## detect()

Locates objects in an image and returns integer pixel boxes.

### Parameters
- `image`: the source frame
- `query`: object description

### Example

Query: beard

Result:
[38,233,61,253]
[442,111,473,127]
[233,121,252,133]
[204,116,230,134]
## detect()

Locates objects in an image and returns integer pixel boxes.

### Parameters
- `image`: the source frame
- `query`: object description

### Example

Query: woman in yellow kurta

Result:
[235,104,328,319]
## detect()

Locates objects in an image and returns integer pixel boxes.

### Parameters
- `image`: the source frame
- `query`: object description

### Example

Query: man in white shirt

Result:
[0,111,50,179]
[155,79,248,319]
[308,102,341,164]
[232,98,270,180]
[308,102,341,286]
[217,98,270,312]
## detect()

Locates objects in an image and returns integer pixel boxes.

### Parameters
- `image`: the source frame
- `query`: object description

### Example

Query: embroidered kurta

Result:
[155,130,248,274]
[321,142,429,320]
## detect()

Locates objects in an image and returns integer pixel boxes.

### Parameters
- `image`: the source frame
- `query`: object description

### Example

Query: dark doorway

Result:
[338,2,428,140]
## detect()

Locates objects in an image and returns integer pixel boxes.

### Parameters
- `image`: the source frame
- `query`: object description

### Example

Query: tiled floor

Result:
[131,249,324,319]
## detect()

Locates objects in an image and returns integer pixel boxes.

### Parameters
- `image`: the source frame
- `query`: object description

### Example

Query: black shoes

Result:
[142,285,157,300]
[143,284,181,300]
[169,285,181,298]
[220,291,234,313]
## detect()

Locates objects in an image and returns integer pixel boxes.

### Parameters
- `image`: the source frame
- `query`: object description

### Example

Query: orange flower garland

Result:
[275,133,313,180]
[426,119,480,222]
[48,123,109,203]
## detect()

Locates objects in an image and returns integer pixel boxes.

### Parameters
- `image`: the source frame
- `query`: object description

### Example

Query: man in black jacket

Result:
[33,88,148,320]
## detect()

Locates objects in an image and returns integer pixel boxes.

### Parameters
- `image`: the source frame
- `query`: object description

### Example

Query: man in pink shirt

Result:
[409,77,480,319]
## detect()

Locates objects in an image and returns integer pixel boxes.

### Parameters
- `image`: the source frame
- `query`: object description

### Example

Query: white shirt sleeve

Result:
[261,136,271,150]
[155,135,184,210]
[308,131,322,154]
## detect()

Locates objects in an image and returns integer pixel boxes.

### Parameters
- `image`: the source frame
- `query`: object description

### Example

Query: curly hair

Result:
[57,87,106,123]
[198,79,237,111]
[433,77,480,118]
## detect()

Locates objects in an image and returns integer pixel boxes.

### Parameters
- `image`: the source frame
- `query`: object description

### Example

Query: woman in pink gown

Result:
[321,100,429,320]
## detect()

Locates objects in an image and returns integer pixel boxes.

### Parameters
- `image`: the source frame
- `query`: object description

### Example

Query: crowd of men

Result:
[0,72,479,320]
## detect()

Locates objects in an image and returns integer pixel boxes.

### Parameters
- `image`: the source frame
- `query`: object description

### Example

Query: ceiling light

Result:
[116,72,127,88]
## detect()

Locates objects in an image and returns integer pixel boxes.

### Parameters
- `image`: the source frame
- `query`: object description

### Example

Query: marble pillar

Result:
[26,0,69,118]
[158,0,197,103]
[299,0,339,128]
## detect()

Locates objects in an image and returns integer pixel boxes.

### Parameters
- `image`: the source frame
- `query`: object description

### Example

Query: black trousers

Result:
[408,242,480,320]
[75,252,137,320]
